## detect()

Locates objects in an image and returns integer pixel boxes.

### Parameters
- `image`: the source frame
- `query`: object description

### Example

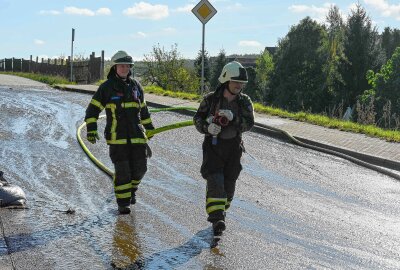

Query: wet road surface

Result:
[1,85,400,269]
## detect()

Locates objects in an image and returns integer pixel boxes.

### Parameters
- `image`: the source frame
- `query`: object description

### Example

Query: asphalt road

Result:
[1,79,400,269]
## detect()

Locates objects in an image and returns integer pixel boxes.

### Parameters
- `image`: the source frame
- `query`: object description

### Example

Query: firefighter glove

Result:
[87,130,99,144]
[218,109,234,121]
[206,116,214,124]
[207,123,221,136]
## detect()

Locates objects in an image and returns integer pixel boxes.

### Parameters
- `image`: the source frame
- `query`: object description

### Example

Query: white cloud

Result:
[289,3,332,22]
[63,6,111,16]
[227,3,244,11]
[123,2,169,20]
[96,8,111,16]
[174,4,195,13]
[132,31,147,39]
[238,40,262,47]
[39,10,61,15]
[34,39,45,45]
[64,7,95,16]
[364,0,400,20]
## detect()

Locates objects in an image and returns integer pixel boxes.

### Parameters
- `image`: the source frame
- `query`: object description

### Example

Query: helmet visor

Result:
[114,56,133,64]
[230,67,248,83]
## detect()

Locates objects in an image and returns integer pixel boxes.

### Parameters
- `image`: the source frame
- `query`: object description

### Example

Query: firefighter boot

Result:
[212,220,226,235]
[118,205,131,215]
[131,192,136,205]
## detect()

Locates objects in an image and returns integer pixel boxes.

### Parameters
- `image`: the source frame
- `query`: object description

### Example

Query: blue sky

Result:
[1,0,399,61]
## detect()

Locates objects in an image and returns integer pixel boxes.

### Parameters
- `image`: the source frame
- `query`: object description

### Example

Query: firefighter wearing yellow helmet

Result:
[84,50,155,214]
[193,61,254,234]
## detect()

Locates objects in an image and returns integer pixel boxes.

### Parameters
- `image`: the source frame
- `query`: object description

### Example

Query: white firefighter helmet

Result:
[111,50,134,67]
[218,61,248,84]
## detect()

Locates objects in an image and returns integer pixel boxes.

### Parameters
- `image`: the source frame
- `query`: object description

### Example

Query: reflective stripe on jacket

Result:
[85,76,154,145]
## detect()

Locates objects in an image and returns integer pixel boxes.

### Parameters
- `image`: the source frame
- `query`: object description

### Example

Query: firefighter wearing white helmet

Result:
[193,61,254,235]
[85,50,155,215]
[218,61,248,83]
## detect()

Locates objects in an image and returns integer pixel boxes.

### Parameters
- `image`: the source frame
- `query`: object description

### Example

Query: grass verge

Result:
[3,72,399,142]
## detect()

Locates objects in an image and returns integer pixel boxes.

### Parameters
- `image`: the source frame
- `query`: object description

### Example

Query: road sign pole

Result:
[70,28,75,82]
[192,0,217,95]
[201,23,205,94]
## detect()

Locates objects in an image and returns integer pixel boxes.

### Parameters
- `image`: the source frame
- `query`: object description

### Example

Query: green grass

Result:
[0,71,74,86]
[3,72,400,142]
[144,85,200,101]
[253,103,400,142]
[142,87,400,142]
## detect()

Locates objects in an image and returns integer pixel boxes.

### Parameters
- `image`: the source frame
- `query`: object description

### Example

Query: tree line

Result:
[140,4,400,130]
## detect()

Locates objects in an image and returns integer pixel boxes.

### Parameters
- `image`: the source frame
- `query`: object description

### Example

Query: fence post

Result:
[29,55,32,72]
[12,57,14,72]
[101,50,104,80]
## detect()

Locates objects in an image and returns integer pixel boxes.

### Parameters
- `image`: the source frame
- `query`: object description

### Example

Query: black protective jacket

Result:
[193,86,254,138]
[85,74,154,145]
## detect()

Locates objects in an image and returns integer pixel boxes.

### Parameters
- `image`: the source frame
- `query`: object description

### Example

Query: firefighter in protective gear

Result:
[85,50,155,215]
[193,61,254,233]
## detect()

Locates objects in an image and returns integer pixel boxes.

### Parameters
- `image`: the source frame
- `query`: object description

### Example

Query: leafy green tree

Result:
[270,17,329,112]
[142,43,199,92]
[243,67,258,101]
[255,50,274,103]
[342,4,385,106]
[366,47,400,127]
[209,50,227,91]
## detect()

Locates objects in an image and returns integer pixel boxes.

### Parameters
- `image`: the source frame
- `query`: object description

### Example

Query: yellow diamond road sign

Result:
[192,0,217,24]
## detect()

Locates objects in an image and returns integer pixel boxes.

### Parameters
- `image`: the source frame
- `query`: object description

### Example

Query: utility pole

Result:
[70,28,75,82]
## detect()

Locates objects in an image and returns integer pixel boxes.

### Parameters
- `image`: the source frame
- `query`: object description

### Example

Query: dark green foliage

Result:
[209,50,227,91]
[366,47,400,127]
[255,50,274,103]
[342,4,385,106]
[381,27,400,59]
[243,67,259,101]
[325,5,348,106]
[270,17,329,112]
[194,49,211,85]
[194,50,210,93]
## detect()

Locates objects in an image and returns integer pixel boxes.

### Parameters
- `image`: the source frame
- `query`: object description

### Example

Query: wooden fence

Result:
[0,51,104,84]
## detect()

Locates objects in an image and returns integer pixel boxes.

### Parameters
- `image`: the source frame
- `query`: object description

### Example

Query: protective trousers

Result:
[201,137,243,223]
[109,144,148,207]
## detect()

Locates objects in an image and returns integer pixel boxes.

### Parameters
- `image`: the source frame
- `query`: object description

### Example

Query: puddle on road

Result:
[1,87,399,270]
[0,87,224,269]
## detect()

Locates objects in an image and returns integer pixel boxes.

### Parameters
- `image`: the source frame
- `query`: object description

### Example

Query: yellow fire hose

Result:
[76,107,197,177]
[77,106,400,181]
